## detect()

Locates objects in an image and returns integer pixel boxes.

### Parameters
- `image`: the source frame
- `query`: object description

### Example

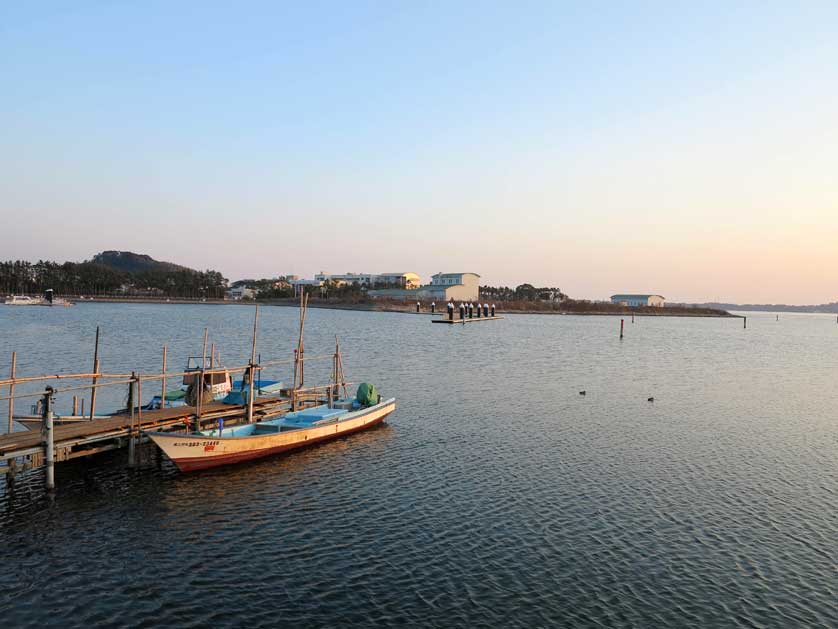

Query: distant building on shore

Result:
[610,294,665,307]
[289,279,324,297]
[368,272,480,302]
[426,272,480,301]
[314,271,420,289]
[225,287,257,300]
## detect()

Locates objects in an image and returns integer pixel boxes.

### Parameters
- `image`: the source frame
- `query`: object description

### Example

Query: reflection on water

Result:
[0,304,836,627]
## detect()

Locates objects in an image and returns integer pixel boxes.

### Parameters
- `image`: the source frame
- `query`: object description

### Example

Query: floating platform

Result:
[433,316,504,324]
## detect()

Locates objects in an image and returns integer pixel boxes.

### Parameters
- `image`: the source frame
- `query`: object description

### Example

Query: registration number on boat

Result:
[172,440,220,447]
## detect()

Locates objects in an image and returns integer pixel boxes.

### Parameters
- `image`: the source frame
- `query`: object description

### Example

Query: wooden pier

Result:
[0,396,286,470]
[1,295,353,491]
[433,316,504,324]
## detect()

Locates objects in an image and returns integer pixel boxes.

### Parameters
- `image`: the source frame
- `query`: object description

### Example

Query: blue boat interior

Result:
[200,399,363,438]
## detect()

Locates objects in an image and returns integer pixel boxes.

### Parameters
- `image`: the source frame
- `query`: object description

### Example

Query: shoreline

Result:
[55,297,736,317]
[258,299,736,318]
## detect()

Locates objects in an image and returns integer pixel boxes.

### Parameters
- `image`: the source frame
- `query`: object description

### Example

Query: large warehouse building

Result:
[610,294,665,307]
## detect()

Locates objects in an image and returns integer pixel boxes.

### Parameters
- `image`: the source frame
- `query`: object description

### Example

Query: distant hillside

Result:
[1,252,227,299]
[90,251,188,274]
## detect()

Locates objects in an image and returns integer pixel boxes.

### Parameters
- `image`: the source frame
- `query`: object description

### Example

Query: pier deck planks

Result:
[0,396,290,456]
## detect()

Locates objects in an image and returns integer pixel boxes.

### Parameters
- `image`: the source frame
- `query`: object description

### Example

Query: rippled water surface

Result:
[0,304,836,627]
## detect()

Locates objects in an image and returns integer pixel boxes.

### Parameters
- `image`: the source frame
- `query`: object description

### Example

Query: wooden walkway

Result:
[432,316,504,325]
[0,395,291,460]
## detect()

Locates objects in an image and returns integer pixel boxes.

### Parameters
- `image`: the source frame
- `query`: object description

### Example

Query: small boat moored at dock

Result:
[146,390,395,472]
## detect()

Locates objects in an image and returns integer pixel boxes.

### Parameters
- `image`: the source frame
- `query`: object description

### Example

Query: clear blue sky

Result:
[2,1,837,303]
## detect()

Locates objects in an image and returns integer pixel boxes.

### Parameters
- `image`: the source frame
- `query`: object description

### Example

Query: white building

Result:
[426,272,480,301]
[367,272,481,302]
[610,294,665,307]
[225,287,257,300]
[314,272,421,289]
[289,279,324,297]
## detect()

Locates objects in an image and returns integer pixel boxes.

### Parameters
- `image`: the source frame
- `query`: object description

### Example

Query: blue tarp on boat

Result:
[223,380,283,405]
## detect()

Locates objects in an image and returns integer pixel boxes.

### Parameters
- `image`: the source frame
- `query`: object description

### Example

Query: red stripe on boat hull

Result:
[172,414,388,472]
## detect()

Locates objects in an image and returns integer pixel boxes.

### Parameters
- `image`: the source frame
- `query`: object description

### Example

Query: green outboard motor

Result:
[356,383,378,407]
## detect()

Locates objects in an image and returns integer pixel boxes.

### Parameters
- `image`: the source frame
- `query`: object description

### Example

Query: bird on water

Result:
[579,390,586,396]
[647,397,654,402]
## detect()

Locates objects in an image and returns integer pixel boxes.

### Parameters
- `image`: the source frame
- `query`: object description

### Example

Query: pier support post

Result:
[744,317,747,329]
[8,351,16,434]
[620,319,624,339]
[127,374,137,467]
[5,458,16,491]
[43,387,55,492]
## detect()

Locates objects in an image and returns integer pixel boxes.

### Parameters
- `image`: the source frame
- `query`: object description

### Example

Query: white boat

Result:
[42,289,73,307]
[146,394,395,471]
[4,295,43,305]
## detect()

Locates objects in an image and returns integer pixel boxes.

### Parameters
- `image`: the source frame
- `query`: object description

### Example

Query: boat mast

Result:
[247,305,259,423]
[292,292,308,409]
[334,335,348,399]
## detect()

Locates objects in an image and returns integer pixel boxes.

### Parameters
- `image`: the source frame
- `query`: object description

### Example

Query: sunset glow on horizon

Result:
[2,1,837,304]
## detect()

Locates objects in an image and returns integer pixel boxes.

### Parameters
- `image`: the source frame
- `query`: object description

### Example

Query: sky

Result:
[1,1,837,304]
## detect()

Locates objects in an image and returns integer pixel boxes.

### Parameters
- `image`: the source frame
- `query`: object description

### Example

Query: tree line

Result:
[0,260,228,299]
[480,284,567,302]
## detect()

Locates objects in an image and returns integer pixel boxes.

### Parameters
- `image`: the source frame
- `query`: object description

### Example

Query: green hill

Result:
[90,250,188,274]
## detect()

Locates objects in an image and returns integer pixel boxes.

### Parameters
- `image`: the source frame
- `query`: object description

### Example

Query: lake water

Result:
[0,304,836,627]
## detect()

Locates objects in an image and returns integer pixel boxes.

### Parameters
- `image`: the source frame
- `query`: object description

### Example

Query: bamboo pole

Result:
[197,328,208,421]
[335,336,348,398]
[161,345,167,410]
[8,351,15,433]
[0,371,130,387]
[247,305,259,423]
[89,326,100,420]
[44,388,55,491]
[295,293,308,390]
[128,373,136,467]
[89,359,100,419]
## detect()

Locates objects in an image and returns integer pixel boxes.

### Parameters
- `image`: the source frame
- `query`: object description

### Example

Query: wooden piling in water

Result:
[620,319,624,339]
[7,351,15,433]
[128,373,136,467]
[44,388,55,491]
[161,345,167,410]
[744,317,747,329]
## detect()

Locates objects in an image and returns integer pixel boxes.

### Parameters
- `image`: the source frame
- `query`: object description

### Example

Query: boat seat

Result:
[252,423,281,434]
